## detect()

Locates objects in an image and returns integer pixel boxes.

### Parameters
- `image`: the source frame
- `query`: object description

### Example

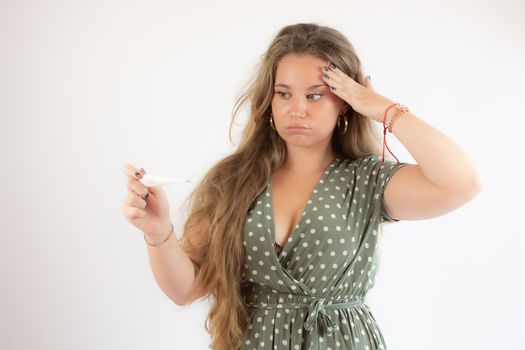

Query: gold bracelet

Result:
[143,223,174,246]
[387,105,410,133]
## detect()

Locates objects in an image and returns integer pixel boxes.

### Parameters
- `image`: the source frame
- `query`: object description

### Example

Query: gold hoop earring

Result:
[337,114,348,134]
[269,113,277,131]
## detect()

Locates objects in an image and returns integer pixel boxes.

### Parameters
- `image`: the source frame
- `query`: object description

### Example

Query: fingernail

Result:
[135,171,141,178]
[330,63,337,70]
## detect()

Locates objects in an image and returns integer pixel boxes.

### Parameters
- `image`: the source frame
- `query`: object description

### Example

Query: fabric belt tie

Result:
[247,297,365,336]
[304,298,335,336]
[304,298,364,336]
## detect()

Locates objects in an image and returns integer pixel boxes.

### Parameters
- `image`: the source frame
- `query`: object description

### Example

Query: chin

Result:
[282,137,318,148]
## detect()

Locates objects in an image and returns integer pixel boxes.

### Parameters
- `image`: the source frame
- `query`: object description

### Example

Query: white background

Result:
[1,0,523,349]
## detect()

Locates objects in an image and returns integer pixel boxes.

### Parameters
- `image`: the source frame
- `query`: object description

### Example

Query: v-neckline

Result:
[268,157,339,260]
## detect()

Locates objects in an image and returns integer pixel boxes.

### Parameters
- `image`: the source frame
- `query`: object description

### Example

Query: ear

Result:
[363,75,373,90]
[341,102,351,115]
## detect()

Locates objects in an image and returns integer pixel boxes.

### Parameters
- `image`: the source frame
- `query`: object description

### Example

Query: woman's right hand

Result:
[122,165,173,242]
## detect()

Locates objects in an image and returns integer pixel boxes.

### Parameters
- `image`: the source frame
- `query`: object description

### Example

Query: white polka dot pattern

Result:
[240,155,408,349]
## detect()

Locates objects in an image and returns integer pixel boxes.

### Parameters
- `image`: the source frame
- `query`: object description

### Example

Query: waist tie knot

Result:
[304,298,337,336]
[246,296,365,337]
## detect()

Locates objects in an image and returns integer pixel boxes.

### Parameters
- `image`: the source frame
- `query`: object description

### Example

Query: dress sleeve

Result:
[357,155,410,223]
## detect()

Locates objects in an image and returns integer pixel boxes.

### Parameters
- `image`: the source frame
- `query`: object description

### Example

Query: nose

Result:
[290,96,307,119]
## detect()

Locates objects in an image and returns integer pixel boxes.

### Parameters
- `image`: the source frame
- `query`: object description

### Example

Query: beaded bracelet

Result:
[382,103,410,164]
[143,223,174,247]
[387,104,410,133]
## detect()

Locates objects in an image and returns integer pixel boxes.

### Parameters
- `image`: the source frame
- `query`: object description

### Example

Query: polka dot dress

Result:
[239,155,409,350]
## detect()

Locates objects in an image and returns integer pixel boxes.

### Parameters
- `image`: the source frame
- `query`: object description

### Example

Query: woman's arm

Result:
[320,64,483,221]
[383,111,484,221]
[146,229,197,306]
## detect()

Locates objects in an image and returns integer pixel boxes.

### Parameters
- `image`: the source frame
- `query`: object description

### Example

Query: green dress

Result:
[240,155,409,350]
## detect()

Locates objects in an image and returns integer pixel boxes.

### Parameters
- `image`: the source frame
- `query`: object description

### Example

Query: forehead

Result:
[275,54,329,89]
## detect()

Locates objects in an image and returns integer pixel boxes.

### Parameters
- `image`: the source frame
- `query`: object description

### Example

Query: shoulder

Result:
[335,154,376,171]
[353,154,401,173]
[336,154,405,184]
[328,155,376,184]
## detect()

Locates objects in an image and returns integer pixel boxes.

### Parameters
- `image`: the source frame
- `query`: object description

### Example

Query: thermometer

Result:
[139,174,191,187]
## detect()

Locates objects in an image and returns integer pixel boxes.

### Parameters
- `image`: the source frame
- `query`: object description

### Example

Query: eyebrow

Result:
[274,83,327,89]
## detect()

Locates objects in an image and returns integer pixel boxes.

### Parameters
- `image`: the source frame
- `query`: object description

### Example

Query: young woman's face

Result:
[271,53,348,150]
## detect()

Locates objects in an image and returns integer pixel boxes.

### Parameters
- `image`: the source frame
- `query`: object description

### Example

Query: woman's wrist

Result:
[381,104,409,132]
[387,105,410,133]
[144,223,174,246]
[383,103,399,124]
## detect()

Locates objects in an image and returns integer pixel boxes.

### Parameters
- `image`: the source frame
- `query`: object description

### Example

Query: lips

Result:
[287,125,311,134]
[287,124,309,129]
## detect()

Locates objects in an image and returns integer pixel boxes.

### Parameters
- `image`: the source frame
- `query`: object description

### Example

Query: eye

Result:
[275,91,323,101]
[308,93,323,101]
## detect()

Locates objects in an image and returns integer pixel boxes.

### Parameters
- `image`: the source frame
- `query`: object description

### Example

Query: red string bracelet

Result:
[382,103,401,164]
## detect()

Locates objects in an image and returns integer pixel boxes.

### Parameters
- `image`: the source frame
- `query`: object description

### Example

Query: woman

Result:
[122,23,483,350]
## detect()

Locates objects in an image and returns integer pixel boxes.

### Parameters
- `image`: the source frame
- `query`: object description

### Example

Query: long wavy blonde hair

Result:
[179,22,392,350]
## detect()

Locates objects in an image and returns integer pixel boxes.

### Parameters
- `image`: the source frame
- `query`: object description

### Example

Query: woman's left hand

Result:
[321,63,396,123]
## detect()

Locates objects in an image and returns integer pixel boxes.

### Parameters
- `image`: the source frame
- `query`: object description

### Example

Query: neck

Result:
[280,145,336,174]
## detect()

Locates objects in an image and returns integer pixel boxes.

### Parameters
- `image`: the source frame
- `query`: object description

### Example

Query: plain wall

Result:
[0,0,523,349]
